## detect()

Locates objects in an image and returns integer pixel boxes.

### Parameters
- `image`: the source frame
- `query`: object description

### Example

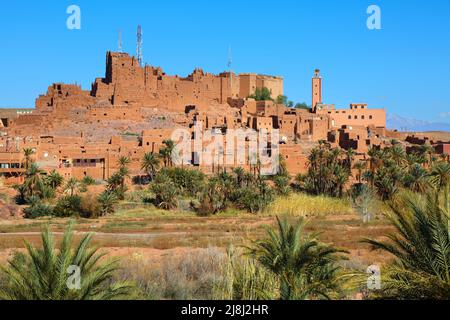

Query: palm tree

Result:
[117,157,131,197]
[23,163,45,198]
[64,178,79,197]
[353,161,367,184]
[419,144,435,166]
[430,161,450,211]
[159,140,175,167]
[98,191,118,216]
[141,152,160,181]
[404,163,430,193]
[248,216,346,300]
[346,148,356,173]
[118,156,131,168]
[363,189,450,299]
[388,144,407,167]
[233,167,245,188]
[22,148,35,170]
[0,224,132,300]
[333,165,349,198]
[46,170,64,190]
[429,162,450,192]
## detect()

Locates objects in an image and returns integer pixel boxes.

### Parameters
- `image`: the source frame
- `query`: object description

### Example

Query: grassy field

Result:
[0,193,393,269]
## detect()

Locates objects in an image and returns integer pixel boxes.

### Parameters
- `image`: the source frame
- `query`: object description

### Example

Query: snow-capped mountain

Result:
[387,114,450,132]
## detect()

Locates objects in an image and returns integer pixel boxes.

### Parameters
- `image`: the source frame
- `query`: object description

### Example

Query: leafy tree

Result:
[248,87,272,101]
[275,95,288,105]
[0,225,132,300]
[294,102,310,110]
[248,217,347,300]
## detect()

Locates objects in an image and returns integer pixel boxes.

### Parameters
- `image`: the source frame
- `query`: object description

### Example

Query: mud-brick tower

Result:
[312,69,322,112]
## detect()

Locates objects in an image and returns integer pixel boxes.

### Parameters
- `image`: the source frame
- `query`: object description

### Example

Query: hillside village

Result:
[1,51,447,186]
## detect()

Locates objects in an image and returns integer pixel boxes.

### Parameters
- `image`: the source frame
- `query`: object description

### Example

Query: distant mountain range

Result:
[387,114,450,132]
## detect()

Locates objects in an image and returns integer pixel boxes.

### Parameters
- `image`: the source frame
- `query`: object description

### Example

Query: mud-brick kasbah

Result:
[0,51,449,185]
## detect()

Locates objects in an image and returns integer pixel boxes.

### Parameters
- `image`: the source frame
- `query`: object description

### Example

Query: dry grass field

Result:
[0,194,394,273]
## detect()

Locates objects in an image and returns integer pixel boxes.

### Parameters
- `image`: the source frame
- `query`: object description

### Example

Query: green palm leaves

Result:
[0,224,132,300]
[364,189,450,299]
[248,217,347,300]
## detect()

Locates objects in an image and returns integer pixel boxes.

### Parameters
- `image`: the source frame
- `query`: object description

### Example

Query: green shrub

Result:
[234,186,274,214]
[23,202,54,219]
[273,175,291,196]
[53,195,82,217]
[159,168,206,197]
[150,174,178,210]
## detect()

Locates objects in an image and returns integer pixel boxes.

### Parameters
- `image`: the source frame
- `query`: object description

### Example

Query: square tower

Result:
[312,69,322,112]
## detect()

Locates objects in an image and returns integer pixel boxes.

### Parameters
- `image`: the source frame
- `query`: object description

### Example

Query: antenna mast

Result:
[137,25,143,66]
[228,45,233,97]
[118,29,123,53]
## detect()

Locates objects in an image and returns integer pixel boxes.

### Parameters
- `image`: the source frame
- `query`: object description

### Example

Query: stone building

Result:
[0,52,390,184]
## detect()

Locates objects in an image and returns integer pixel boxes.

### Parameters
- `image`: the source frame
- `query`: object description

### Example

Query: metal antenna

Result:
[137,25,143,66]
[118,29,123,53]
[228,45,233,97]
[227,45,233,70]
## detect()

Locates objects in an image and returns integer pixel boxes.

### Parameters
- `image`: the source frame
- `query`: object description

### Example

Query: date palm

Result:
[64,177,80,197]
[353,161,366,184]
[346,148,356,172]
[23,163,45,199]
[363,189,450,299]
[248,216,347,300]
[404,163,430,193]
[98,191,118,216]
[0,224,132,300]
[159,140,175,167]
[141,152,160,181]
[46,170,64,190]
[430,161,450,211]
[22,148,35,170]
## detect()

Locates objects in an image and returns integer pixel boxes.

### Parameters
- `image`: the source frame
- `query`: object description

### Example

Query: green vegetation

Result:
[0,225,132,300]
[296,143,350,197]
[247,217,347,300]
[248,87,272,101]
[364,187,450,299]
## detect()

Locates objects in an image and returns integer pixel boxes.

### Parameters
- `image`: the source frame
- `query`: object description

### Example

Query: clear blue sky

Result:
[0,0,449,123]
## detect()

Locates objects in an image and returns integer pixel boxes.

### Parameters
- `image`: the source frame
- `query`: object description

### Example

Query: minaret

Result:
[312,69,322,112]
